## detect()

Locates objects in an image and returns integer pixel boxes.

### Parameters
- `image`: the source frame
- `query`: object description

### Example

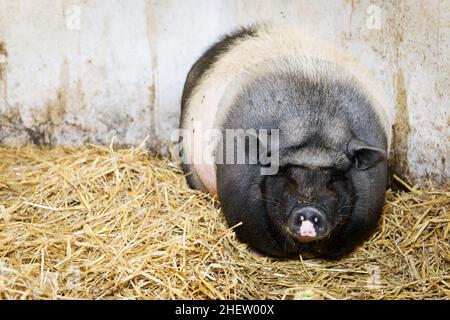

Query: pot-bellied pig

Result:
[179,24,392,259]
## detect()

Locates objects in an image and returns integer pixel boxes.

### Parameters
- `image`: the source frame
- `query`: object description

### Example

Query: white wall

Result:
[0,0,448,182]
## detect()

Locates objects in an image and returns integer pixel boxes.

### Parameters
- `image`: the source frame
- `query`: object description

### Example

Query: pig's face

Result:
[261,131,385,254]
[261,132,386,247]
[263,166,354,244]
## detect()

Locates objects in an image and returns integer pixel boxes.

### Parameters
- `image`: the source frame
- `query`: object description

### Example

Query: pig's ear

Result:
[347,137,386,170]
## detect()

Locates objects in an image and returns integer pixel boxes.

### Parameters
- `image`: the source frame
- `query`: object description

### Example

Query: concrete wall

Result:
[0,0,448,183]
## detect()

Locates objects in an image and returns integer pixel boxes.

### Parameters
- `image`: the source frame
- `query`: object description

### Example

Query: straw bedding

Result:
[0,144,448,299]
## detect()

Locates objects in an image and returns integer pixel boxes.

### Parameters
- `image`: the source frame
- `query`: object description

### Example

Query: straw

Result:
[0,144,448,299]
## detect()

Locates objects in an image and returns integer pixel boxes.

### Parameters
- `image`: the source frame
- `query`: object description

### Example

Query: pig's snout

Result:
[289,206,328,242]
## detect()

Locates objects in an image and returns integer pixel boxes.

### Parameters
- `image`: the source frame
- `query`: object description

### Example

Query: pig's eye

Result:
[333,171,346,181]
[276,165,288,175]
[327,171,347,188]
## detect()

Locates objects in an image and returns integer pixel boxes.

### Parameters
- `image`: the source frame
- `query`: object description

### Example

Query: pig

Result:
[179,24,392,259]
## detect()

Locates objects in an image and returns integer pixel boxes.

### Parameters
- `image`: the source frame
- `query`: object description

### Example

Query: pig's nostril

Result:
[291,206,325,227]
[289,205,328,240]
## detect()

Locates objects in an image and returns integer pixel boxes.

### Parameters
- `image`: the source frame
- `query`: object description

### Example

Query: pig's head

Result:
[216,73,389,259]
[262,135,386,248]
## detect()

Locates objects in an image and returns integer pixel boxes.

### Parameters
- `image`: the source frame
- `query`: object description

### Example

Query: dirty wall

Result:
[0,0,448,183]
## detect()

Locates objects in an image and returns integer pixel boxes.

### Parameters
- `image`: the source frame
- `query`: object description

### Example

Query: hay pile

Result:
[0,144,448,300]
